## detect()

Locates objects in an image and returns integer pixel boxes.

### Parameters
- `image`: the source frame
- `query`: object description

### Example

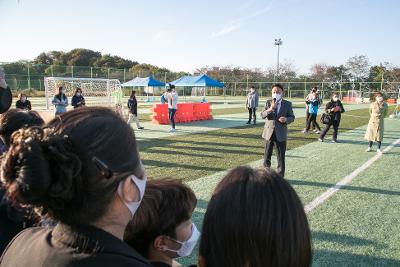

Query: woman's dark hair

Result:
[124,178,197,257]
[0,109,44,146]
[56,86,66,101]
[331,92,338,98]
[271,83,284,91]
[130,90,136,98]
[75,88,82,95]
[0,107,142,225]
[199,166,312,267]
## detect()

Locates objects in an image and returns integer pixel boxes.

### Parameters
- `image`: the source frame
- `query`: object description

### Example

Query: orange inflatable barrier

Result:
[152,103,212,124]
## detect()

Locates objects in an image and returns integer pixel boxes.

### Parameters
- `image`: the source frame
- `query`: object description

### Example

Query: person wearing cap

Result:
[15,93,32,111]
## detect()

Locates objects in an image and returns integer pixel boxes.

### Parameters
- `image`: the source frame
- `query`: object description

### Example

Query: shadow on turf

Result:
[312,231,378,246]
[289,180,400,196]
[142,159,225,172]
[313,249,400,266]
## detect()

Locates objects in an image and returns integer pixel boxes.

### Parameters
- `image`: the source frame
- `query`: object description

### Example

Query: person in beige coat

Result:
[365,92,388,153]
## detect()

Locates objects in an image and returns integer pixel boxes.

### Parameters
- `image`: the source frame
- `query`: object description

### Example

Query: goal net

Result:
[44,77,121,110]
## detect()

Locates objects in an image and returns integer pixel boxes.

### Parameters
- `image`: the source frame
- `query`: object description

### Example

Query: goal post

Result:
[44,77,121,110]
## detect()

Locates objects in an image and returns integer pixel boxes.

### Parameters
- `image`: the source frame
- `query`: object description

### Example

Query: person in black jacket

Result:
[127,90,144,130]
[0,107,151,267]
[0,67,12,114]
[0,109,44,254]
[15,93,32,111]
[71,88,86,109]
[319,92,345,143]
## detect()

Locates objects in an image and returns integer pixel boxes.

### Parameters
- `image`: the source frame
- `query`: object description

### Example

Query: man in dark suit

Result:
[261,84,295,177]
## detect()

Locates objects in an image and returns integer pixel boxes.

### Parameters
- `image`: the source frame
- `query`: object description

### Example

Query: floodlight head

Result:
[274,38,282,45]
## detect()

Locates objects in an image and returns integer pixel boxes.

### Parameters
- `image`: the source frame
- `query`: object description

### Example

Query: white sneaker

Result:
[377,149,382,154]
[315,130,320,134]
[318,138,323,142]
[366,147,372,152]
[302,129,308,134]
[169,128,176,133]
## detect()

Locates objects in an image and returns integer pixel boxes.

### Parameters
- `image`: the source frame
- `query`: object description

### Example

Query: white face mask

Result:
[250,88,255,93]
[117,174,147,218]
[62,90,66,94]
[272,93,282,101]
[76,92,81,97]
[332,97,339,102]
[165,223,200,257]
[21,97,27,102]
[376,96,383,102]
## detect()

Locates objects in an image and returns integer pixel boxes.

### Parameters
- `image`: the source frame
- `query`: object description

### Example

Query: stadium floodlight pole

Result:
[274,38,283,78]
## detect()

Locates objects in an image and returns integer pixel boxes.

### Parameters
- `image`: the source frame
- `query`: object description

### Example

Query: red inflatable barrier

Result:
[152,103,212,124]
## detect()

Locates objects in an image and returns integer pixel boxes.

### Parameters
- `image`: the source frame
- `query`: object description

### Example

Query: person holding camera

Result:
[71,88,86,109]
[319,93,345,143]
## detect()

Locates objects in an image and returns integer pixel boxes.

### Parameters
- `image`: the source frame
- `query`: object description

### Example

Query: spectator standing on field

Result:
[51,86,68,115]
[71,88,86,109]
[167,84,178,133]
[365,91,388,153]
[246,87,259,125]
[127,90,144,130]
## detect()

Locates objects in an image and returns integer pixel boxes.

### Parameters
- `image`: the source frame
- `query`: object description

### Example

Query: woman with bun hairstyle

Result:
[0,109,44,255]
[0,107,151,267]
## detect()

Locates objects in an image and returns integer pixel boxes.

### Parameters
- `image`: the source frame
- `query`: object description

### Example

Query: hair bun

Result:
[1,127,83,214]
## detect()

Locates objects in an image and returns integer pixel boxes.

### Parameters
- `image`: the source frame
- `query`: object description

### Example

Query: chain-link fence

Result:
[2,63,399,100]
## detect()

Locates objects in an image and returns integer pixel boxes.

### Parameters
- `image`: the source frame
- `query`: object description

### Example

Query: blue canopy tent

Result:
[121,76,166,101]
[170,74,224,101]
[121,76,166,87]
[170,74,224,88]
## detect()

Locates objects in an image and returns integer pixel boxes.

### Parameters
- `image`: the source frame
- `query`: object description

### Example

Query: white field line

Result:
[304,138,400,214]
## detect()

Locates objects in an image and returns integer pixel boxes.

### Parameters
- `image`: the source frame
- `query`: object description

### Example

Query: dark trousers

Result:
[368,141,382,149]
[248,108,256,123]
[264,131,287,177]
[168,108,177,129]
[320,120,340,141]
[305,109,315,130]
[306,113,321,131]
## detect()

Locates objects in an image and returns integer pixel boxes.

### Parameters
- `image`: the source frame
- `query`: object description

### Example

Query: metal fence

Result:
[2,63,399,99]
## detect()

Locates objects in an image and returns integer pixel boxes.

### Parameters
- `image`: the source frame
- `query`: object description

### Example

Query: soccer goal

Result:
[44,77,121,110]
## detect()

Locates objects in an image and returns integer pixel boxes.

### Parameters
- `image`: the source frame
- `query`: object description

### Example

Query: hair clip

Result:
[92,156,113,179]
